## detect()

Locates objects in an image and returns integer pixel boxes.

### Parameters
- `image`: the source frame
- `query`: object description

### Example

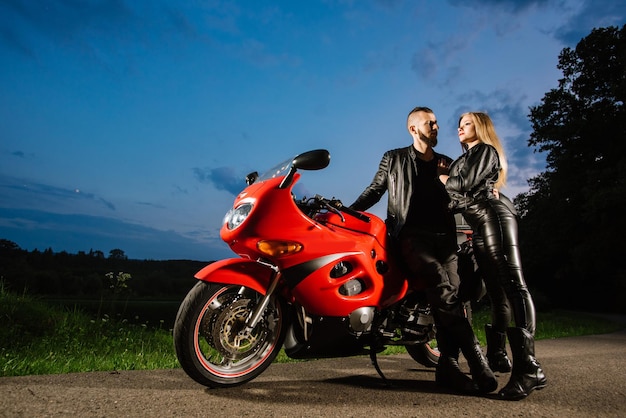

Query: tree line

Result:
[0,239,206,300]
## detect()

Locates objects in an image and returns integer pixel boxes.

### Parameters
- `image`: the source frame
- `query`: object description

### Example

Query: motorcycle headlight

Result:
[224,202,253,230]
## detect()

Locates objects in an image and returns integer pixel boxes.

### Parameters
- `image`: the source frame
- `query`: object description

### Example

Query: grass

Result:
[1,285,179,377]
[376,307,623,357]
[1,284,623,377]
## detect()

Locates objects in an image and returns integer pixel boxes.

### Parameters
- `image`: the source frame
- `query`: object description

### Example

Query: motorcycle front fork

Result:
[240,260,281,334]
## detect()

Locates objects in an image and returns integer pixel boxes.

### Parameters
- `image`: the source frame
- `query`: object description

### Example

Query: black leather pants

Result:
[398,231,465,329]
[463,200,536,335]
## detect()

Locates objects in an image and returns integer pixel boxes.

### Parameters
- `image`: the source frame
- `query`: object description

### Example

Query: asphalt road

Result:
[1,329,625,417]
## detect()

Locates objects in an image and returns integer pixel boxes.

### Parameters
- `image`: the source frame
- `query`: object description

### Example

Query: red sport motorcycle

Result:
[174,149,476,388]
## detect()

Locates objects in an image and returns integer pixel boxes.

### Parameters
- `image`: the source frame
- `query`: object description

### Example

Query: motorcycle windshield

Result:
[257,157,293,182]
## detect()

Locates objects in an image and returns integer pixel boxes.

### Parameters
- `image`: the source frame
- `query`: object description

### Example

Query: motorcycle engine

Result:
[348,307,375,333]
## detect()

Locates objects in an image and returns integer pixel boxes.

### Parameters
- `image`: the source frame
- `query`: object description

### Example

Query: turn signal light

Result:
[257,240,303,257]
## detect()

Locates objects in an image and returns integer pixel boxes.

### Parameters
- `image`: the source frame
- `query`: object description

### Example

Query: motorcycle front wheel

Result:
[173,281,287,388]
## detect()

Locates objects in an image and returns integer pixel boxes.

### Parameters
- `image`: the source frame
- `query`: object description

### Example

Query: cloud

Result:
[446,0,549,13]
[374,0,403,10]
[238,38,302,69]
[445,0,626,46]
[411,32,472,82]
[446,0,551,37]
[411,47,437,80]
[0,0,212,69]
[0,175,116,213]
[190,162,317,202]
[0,0,132,51]
[552,0,626,45]
[0,207,229,261]
[136,201,166,209]
[0,0,308,73]
[4,150,33,159]
[98,197,116,211]
[452,88,530,133]
[192,166,246,196]
[0,18,33,56]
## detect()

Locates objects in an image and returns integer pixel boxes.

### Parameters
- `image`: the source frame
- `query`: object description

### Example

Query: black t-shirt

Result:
[403,157,455,234]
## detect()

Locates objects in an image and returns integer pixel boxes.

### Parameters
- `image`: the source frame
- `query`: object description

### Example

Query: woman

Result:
[438,112,547,400]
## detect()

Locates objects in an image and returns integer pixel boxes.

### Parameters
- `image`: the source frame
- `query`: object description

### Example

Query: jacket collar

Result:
[408,145,417,160]
[408,144,438,162]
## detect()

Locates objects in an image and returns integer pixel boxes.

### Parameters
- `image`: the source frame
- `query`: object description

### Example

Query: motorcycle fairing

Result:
[283,250,410,317]
[194,258,273,296]
[280,252,362,289]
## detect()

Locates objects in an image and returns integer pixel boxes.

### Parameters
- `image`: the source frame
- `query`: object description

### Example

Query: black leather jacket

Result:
[350,145,453,238]
[445,143,500,211]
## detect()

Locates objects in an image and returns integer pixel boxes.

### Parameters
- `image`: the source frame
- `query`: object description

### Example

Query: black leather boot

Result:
[498,327,547,400]
[435,327,478,394]
[436,356,479,394]
[455,319,498,394]
[485,324,512,373]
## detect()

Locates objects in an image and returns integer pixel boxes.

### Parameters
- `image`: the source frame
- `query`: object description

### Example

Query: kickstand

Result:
[369,347,391,386]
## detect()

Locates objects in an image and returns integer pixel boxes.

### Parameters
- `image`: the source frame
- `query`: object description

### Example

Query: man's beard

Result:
[420,131,438,147]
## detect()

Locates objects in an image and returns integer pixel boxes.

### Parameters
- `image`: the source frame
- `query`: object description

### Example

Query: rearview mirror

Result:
[279,149,331,189]
[292,149,331,171]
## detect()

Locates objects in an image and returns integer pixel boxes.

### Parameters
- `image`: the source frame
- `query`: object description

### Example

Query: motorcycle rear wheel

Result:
[405,342,439,368]
[174,281,287,388]
[404,301,473,368]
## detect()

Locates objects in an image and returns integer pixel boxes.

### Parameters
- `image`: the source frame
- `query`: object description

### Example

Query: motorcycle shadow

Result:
[203,356,479,404]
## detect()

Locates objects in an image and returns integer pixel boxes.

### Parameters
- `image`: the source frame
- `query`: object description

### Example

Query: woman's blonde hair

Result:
[460,112,508,188]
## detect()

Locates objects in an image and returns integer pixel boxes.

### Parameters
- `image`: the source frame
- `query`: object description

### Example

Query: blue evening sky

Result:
[1,0,625,261]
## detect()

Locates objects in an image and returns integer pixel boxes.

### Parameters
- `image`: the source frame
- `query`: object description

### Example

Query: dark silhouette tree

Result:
[0,239,21,251]
[515,24,626,313]
[108,249,128,260]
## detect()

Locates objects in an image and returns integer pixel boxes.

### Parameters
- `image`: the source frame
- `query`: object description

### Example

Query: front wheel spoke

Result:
[206,354,234,369]
[231,335,242,350]
[229,331,255,352]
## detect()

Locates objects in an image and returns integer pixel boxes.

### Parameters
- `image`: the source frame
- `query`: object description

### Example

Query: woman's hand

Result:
[437,158,449,184]
[437,158,449,175]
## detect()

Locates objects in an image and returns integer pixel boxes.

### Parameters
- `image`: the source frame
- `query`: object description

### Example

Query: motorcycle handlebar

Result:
[314,195,371,223]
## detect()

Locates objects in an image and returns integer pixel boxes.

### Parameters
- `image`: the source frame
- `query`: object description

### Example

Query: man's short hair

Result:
[408,106,433,117]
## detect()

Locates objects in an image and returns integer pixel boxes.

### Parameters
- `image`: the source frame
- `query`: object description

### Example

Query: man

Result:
[350,106,496,394]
